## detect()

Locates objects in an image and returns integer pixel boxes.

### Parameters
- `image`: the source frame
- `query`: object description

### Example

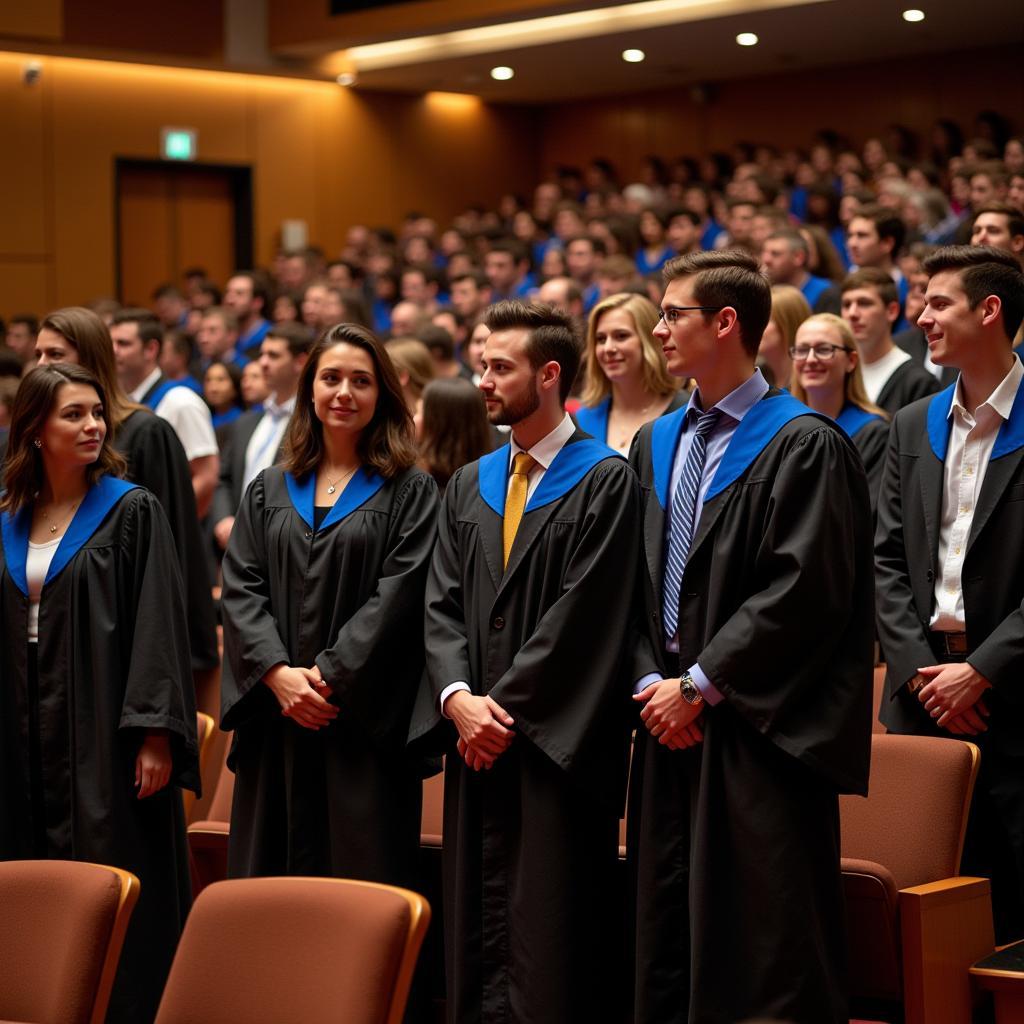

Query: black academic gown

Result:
[117,409,219,672]
[627,390,874,1024]
[0,478,199,1024]
[836,403,890,517]
[875,380,1024,942]
[221,464,438,888]
[875,357,941,418]
[409,430,641,1024]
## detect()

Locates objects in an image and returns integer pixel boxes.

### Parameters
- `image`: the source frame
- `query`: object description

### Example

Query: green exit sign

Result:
[161,128,196,161]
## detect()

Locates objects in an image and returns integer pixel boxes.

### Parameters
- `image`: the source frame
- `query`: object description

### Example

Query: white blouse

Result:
[26,537,60,643]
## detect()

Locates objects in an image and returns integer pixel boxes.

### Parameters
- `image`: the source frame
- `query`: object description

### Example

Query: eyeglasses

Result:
[788,344,853,361]
[657,305,724,325]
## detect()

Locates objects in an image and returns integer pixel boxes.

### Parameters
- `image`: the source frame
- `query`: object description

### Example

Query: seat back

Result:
[841,733,979,891]
[183,711,216,822]
[0,859,139,1024]
[155,877,430,1024]
[871,664,887,734]
[421,768,444,846]
[206,742,236,823]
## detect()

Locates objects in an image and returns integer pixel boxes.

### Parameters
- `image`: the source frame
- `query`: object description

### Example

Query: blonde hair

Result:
[385,338,435,403]
[769,285,813,352]
[789,313,887,418]
[581,292,678,407]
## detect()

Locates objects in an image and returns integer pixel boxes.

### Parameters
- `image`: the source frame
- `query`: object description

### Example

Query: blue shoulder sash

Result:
[284,467,386,530]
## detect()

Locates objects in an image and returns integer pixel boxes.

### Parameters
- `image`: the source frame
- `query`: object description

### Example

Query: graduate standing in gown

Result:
[627,251,874,1024]
[32,308,220,684]
[409,300,642,1024]
[788,313,890,515]
[0,364,198,1024]
[574,291,686,454]
[221,323,438,887]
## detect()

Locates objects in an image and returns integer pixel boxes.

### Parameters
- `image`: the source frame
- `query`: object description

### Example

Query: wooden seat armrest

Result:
[898,877,994,1024]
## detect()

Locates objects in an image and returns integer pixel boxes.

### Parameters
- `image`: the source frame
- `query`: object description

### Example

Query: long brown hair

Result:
[0,363,127,515]
[283,323,417,479]
[39,307,141,430]
[418,378,492,490]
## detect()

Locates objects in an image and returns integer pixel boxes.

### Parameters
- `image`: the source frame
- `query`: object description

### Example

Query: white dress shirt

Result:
[242,394,296,493]
[930,356,1024,632]
[131,368,218,461]
[440,413,576,712]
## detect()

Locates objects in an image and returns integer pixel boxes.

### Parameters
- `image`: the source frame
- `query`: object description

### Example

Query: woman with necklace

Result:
[575,292,686,454]
[789,313,889,514]
[0,364,198,1023]
[220,323,438,889]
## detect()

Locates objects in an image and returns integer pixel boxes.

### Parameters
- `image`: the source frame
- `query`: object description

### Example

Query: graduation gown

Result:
[221,464,438,887]
[573,388,688,446]
[875,381,1024,941]
[836,403,890,517]
[409,430,641,1024]
[0,478,199,1024]
[117,409,219,672]
[627,390,874,1024]
[875,358,941,418]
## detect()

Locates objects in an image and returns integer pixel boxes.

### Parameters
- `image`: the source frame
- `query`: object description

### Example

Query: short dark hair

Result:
[665,207,701,228]
[841,267,899,306]
[484,300,582,403]
[488,239,528,264]
[162,328,195,362]
[416,324,455,361]
[449,269,489,291]
[922,245,1024,342]
[565,234,607,257]
[661,250,771,358]
[972,202,1024,240]
[110,307,164,349]
[151,283,184,301]
[850,204,906,255]
[230,270,270,311]
[266,321,314,358]
[766,228,809,258]
[9,314,39,335]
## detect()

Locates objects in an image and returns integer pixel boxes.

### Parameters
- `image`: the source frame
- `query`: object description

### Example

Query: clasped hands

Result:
[446,691,515,771]
[264,662,338,730]
[913,662,992,735]
[633,679,703,750]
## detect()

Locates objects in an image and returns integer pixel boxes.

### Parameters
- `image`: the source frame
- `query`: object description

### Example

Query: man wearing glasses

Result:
[627,250,874,1023]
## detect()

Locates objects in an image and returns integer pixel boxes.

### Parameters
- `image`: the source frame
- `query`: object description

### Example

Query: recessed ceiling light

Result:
[736,32,759,46]
[336,72,357,86]
[490,66,514,81]
[902,8,925,21]
[622,48,646,63]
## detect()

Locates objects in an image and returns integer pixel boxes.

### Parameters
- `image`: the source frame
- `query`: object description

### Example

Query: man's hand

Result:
[447,691,515,770]
[135,730,172,799]
[263,663,338,730]
[917,662,992,729]
[214,516,235,550]
[633,679,704,749]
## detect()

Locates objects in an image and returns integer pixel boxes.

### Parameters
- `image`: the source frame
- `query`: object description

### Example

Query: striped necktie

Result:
[662,409,720,642]
[503,451,537,569]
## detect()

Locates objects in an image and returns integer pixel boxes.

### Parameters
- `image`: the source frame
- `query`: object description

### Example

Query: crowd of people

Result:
[1,111,1023,1024]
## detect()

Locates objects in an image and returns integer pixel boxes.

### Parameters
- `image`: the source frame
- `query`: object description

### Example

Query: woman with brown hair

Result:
[789,313,889,513]
[0,363,198,1023]
[576,291,685,454]
[30,307,219,679]
[220,323,438,888]
[416,376,494,492]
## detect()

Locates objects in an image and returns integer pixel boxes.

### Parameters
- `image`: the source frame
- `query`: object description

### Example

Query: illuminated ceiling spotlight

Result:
[490,65,515,81]
[336,72,357,86]
[902,9,926,22]
[736,32,759,46]
[622,48,646,63]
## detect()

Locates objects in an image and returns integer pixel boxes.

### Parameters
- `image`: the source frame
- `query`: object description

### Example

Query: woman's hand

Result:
[135,730,173,799]
[263,663,338,730]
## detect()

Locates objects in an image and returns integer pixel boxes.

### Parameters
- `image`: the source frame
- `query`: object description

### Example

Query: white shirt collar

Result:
[129,367,163,403]
[949,355,1023,422]
[509,412,576,470]
[264,393,297,419]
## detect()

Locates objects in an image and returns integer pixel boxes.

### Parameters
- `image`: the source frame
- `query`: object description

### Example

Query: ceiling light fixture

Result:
[736,32,759,46]
[622,48,646,63]
[902,8,925,21]
[490,66,514,81]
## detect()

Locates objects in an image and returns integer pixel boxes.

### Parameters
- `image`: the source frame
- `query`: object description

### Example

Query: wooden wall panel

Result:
[0,0,61,42]
[0,260,49,326]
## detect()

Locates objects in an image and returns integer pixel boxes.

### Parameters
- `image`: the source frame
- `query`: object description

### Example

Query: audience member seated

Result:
[240,358,270,409]
[223,271,271,358]
[197,306,246,369]
[385,337,436,419]
[758,284,812,390]
[415,377,494,492]
[5,314,38,365]
[761,228,837,311]
[204,360,247,449]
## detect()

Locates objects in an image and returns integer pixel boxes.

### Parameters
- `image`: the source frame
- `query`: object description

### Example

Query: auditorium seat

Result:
[872,664,887,734]
[154,877,430,1024]
[840,734,994,1024]
[187,742,235,895]
[0,860,139,1024]
[182,711,216,823]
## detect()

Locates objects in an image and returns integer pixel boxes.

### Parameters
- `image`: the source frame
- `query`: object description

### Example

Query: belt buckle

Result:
[944,633,968,656]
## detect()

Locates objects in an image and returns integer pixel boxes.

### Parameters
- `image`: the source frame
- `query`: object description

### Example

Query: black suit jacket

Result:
[875,385,1024,753]
[211,409,288,524]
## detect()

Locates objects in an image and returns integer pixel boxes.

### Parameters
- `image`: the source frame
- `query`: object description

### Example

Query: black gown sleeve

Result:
[874,411,935,690]
[314,471,439,748]
[118,490,200,793]
[855,418,890,519]
[219,474,292,729]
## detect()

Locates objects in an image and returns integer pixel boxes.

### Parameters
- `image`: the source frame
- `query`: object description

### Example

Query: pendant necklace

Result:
[40,500,79,535]
[324,466,357,495]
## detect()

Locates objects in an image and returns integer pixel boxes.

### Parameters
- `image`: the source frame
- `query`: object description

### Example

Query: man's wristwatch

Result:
[679,671,704,706]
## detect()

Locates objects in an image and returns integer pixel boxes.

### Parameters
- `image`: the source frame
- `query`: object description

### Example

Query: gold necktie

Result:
[503,452,537,569]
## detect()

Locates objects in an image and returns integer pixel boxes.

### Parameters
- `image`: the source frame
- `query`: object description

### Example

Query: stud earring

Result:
[33,438,42,448]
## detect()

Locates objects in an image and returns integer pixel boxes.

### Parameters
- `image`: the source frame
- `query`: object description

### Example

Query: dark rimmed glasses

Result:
[788,344,853,361]
[657,306,724,325]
